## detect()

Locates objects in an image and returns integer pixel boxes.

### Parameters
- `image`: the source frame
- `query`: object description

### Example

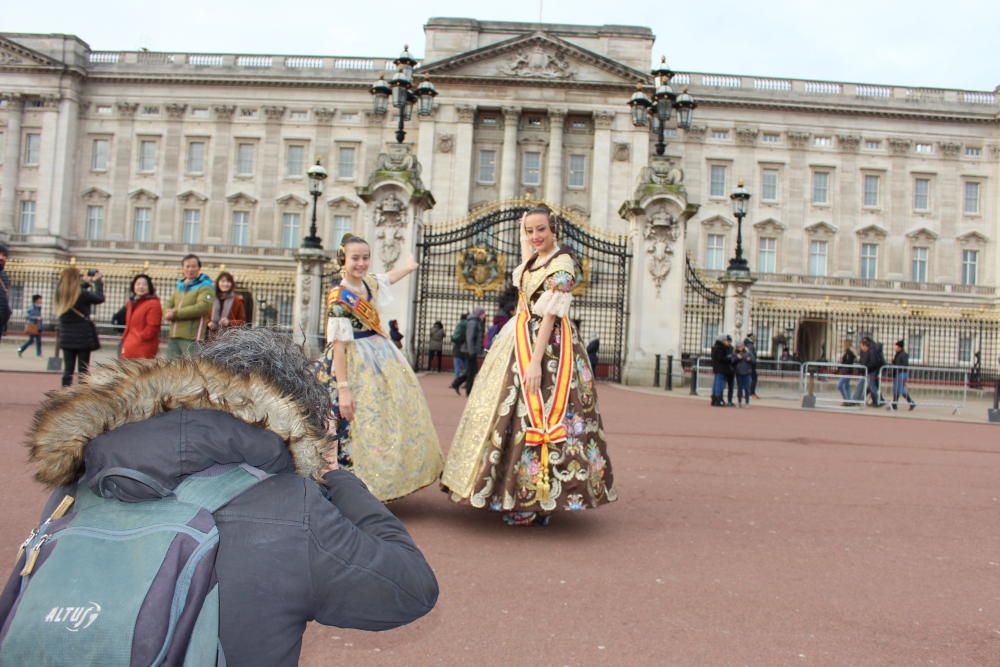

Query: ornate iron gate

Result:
[682,254,725,357]
[413,200,632,381]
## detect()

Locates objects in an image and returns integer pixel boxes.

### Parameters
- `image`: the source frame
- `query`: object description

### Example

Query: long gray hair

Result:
[200,328,331,433]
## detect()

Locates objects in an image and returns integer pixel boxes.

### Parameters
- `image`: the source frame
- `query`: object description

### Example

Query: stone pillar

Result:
[719,272,756,343]
[544,108,566,205]
[207,105,236,242]
[452,105,475,215]
[416,108,436,188]
[292,246,331,358]
[110,102,138,240]
[590,110,614,229]
[158,103,186,241]
[499,106,520,200]
[0,93,24,239]
[619,155,699,385]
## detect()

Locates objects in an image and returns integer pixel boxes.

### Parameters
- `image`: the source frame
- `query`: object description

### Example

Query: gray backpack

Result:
[0,464,269,666]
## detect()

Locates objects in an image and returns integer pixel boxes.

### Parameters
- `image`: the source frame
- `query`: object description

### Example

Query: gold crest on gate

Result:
[456,246,506,298]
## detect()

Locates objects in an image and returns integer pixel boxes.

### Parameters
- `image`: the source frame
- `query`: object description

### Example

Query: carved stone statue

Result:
[374,192,407,270]
[499,46,575,79]
[643,206,681,295]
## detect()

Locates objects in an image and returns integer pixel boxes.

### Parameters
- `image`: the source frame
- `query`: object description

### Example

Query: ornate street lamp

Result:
[627,56,697,156]
[303,158,327,249]
[728,179,751,273]
[370,45,438,144]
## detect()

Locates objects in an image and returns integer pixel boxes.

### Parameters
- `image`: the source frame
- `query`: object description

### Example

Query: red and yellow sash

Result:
[514,290,573,501]
[326,283,385,337]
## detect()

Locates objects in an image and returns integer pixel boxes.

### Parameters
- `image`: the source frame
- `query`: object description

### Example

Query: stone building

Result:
[0,18,997,380]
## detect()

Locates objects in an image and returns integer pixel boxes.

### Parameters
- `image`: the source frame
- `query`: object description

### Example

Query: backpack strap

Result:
[173,464,271,513]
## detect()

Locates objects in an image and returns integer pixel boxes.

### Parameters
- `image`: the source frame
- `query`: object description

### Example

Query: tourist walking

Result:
[427,321,445,371]
[121,274,162,359]
[890,339,916,410]
[56,268,104,387]
[0,244,10,344]
[17,294,43,357]
[451,314,468,382]
[710,334,729,407]
[724,335,737,406]
[744,332,760,399]
[163,254,214,359]
[858,337,885,407]
[450,307,485,395]
[734,342,754,406]
[442,208,617,526]
[836,338,857,404]
[315,234,443,502]
[206,271,245,340]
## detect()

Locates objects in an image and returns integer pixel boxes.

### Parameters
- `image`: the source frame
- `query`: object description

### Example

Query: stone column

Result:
[452,105,475,215]
[499,106,520,200]
[258,105,286,245]
[719,272,756,343]
[292,246,331,358]
[416,107,436,189]
[207,105,236,242]
[158,103,186,240]
[110,102,138,240]
[590,110,614,229]
[544,108,566,205]
[619,155,699,386]
[0,94,24,239]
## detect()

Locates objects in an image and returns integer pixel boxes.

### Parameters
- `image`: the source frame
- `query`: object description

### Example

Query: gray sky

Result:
[7,0,998,91]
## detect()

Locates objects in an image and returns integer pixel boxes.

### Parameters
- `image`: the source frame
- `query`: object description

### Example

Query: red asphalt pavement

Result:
[1,371,999,666]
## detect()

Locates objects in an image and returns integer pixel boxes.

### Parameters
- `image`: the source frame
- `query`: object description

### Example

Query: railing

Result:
[876,364,970,414]
[691,357,804,400]
[88,51,398,73]
[709,270,997,297]
[799,361,869,409]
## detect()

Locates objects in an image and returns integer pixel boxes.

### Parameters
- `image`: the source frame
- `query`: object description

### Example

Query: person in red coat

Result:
[207,271,246,340]
[121,274,163,359]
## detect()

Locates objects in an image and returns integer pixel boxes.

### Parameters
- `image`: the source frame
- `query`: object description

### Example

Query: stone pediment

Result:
[805,221,838,236]
[177,190,208,204]
[0,37,64,69]
[700,214,735,229]
[956,231,988,245]
[753,217,785,233]
[855,223,889,239]
[327,196,361,209]
[276,193,309,207]
[418,31,647,87]
[905,226,939,241]
[81,187,111,201]
[226,191,258,206]
[128,188,159,202]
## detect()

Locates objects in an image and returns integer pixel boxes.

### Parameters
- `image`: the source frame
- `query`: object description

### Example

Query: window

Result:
[958,336,973,363]
[709,165,727,198]
[96,105,112,115]
[911,247,928,282]
[337,146,356,179]
[757,237,776,273]
[182,209,201,244]
[706,234,725,270]
[961,249,978,285]
[186,141,205,174]
[23,133,41,165]
[231,211,250,246]
[860,243,879,279]
[701,321,721,350]
[522,151,542,186]
[711,130,729,140]
[963,182,981,215]
[814,136,832,147]
[85,205,103,240]
[91,139,110,171]
[289,110,308,121]
[908,333,923,363]
[812,172,829,204]
[18,201,36,234]
[526,116,543,128]
[762,133,780,144]
[240,108,258,119]
[281,212,300,248]
[133,207,152,241]
[965,146,982,157]
[141,105,160,116]
[138,140,157,172]
[568,154,587,188]
[479,115,498,126]
[235,143,255,176]
[332,214,353,242]
[864,140,882,150]
[477,150,496,184]
[286,144,305,177]
[915,143,933,154]
[190,107,209,119]
[808,240,828,276]
[913,178,930,211]
[862,174,880,208]
[761,169,779,201]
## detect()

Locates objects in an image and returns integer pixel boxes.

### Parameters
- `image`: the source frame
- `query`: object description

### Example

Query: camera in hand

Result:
[86,269,98,277]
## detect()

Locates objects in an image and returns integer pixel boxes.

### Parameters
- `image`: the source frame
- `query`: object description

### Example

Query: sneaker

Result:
[751,394,760,400]
[17,348,23,357]
[909,403,916,411]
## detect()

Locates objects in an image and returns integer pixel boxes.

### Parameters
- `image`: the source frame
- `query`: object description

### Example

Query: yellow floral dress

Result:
[316,273,443,501]
[442,249,617,518]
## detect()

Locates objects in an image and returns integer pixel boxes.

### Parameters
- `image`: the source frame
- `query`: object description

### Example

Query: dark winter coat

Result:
[710,340,730,374]
[733,351,754,376]
[428,326,445,352]
[466,315,485,358]
[892,350,909,368]
[58,280,105,350]
[859,344,885,374]
[2,359,439,667]
[0,268,11,329]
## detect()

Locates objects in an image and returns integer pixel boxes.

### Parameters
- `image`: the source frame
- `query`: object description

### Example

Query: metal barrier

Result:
[877,365,968,414]
[799,362,869,410]
[691,357,803,400]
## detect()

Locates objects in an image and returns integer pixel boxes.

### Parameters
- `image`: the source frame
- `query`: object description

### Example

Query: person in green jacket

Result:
[163,254,214,359]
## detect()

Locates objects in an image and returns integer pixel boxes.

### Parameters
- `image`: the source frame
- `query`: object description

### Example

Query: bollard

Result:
[666,355,674,391]
[689,362,698,395]
[653,354,661,387]
[989,377,1000,423]
[46,330,62,372]
[801,369,817,408]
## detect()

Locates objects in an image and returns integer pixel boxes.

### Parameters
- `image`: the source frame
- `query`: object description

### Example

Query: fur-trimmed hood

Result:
[29,357,332,489]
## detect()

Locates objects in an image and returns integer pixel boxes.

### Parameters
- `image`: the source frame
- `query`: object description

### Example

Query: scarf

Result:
[211,292,235,326]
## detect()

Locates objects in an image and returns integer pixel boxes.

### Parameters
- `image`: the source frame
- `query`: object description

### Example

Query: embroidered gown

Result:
[316,273,443,501]
[442,249,617,514]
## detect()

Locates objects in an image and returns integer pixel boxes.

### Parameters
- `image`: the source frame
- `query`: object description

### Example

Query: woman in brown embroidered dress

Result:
[442,208,617,525]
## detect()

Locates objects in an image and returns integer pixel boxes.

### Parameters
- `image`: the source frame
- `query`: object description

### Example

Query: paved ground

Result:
[1,369,999,666]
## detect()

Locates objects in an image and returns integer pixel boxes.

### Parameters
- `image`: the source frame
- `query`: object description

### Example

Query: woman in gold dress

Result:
[316,234,443,501]
[442,208,617,525]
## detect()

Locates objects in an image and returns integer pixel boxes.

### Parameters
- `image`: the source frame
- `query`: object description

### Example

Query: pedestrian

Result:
[484,311,510,351]
[451,313,468,382]
[744,332,760,399]
[734,342,754,406]
[857,337,885,407]
[389,319,404,350]
[17,294,43,357]
[314,234,443,502]
[121,274,162,359]
[163,254,214,359]
[0,244,10,344]
[836,338,857,405]
[724,335,736,406]
[428,320,445,371]
[1,327,438,667]
[206,270,245,340]
[891,339,916,411]
[451,307,485,395]
[55,267,104,387]
[710,333,729,407]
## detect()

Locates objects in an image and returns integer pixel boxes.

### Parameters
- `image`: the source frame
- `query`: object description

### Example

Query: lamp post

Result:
[728,180,751,273]
[627,56,697,156]
[370,45,438,144]
[302,159,327,249]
